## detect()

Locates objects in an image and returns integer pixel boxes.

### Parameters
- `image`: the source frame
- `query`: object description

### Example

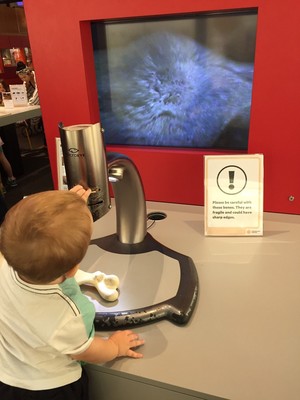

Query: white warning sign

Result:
[204,154,264,236]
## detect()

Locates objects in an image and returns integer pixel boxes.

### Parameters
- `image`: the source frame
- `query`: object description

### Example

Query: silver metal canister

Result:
[59,122,111,221]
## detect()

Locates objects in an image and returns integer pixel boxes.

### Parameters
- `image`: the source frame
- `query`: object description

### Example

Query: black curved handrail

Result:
[89,233,199,330]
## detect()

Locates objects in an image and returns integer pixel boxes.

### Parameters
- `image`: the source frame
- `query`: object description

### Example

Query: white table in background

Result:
[0,105,41,127]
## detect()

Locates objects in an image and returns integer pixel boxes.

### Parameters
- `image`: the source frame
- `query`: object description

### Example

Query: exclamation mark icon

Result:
[229,170,235,190]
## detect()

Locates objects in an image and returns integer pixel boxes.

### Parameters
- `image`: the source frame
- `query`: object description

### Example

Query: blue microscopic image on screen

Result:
[92,10,257,150]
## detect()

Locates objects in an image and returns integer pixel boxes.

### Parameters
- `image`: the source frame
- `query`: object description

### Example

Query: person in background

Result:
[16,61,46,147]
[0,79,18,189]
[0,137,17,188]
[0,185,145,400]
[15,61,39,105]
[0,78,9,98]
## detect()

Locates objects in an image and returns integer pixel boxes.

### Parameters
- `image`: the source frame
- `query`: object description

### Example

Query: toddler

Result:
[0,185,144,400]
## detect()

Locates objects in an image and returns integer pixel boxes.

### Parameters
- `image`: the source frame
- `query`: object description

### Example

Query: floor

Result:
[3,125,54,210]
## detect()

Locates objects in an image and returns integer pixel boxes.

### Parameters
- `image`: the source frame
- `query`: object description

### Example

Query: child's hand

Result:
[70,185,91,203]
[71,330,145,363]
[109,330,145,359]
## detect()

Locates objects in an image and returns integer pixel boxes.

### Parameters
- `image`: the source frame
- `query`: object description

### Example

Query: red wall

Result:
[23,0,300,214]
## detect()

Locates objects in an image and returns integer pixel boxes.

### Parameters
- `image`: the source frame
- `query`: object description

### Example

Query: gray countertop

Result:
[81,201,300,400]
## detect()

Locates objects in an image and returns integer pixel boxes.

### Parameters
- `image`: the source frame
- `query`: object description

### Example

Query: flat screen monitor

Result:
[91,9,257,150]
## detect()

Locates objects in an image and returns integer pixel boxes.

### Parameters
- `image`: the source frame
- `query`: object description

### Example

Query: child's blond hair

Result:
[0,190,92,283]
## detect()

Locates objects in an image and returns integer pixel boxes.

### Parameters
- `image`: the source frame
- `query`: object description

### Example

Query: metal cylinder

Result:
[59,122,111,221]
[107,152,147,244]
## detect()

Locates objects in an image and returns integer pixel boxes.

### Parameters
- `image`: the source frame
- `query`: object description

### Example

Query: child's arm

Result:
[68,186,144,362]
[70,330,145,363]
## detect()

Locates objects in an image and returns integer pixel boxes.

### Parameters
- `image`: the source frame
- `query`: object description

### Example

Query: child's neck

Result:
[18,265,79,285]
[18,274,66,285]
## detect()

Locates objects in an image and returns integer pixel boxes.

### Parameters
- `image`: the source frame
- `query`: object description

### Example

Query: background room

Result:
[0,1,52,209]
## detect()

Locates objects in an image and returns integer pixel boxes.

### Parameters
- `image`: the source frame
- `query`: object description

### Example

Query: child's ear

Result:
[64,264,80,278]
